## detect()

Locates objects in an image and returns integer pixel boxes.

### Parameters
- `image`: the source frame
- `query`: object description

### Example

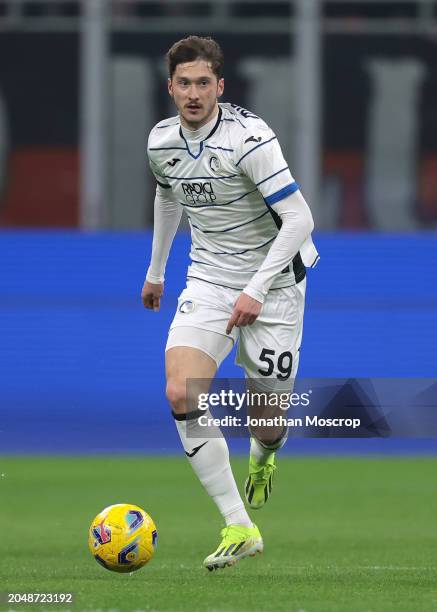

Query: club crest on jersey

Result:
[181,182,216,205]
[209,155,221,172]
[179,300,196,314]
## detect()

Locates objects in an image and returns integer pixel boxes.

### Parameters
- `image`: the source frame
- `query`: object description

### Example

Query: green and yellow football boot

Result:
[244,451,276,509]
[203,524,263,571]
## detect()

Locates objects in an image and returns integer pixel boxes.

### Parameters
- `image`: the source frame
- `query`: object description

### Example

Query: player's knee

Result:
[253,430,282,446]
[251,426,287,447]
[165,379,187,413]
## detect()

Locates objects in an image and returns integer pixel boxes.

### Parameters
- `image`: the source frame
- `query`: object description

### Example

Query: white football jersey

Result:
[147,102,317,291]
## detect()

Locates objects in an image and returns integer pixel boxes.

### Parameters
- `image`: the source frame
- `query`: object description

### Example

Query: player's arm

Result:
[243,190,313,301]
[226,128,314,333]
[226,191,313,332]
[142,183,182,311]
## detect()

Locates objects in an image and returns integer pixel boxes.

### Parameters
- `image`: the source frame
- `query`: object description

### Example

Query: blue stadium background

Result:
[2,230,436,455]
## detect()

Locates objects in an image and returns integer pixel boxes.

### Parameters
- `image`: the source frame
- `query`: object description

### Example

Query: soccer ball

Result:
[88,503,157,573]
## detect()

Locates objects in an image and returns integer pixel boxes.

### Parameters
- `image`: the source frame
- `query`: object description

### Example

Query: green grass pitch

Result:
[1,456,436,612]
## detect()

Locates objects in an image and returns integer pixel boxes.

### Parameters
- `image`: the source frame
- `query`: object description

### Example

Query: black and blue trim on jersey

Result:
[179,135,204,159]
[188,209,270,233]
[187,275,299,291]
[167,173,239,181]
[156,179,171,189]
[205,145,234,153]
[189,259,259,273]
[236,136,277,166]
[194,235,276,256]
[156,121,180,129]
[220,116,246,129]
[178,107,223,159]
[265,182,299,205]
[256,166,289,187]
[149,146,187,151]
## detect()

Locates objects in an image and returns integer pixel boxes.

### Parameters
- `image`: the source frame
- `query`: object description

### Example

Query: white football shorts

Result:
[165,276,306,390]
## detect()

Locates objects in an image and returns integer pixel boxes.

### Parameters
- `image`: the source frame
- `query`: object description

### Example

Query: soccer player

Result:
[142,36,318,570]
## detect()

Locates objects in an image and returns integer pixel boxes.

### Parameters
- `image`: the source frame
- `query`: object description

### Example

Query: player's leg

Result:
[237,277,307,509]
[166,334,262,569]
[165,278,263,567]
[166,337,252,524]
[245,391,289,510]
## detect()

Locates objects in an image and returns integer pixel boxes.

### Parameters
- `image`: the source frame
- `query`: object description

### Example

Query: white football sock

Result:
[250,428,288,465]
[174,410,252,528]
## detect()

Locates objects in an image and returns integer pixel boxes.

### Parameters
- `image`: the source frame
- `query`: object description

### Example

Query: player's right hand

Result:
[141,280,164,312]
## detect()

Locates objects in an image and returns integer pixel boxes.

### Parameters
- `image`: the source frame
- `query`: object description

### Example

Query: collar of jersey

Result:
[179,107,222,159]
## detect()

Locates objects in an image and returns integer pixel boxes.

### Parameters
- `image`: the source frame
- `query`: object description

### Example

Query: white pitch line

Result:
[359,566,437,571]
[282,566,437,571]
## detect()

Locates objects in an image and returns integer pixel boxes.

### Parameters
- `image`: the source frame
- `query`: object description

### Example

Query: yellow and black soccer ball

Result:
[88,503,157,573]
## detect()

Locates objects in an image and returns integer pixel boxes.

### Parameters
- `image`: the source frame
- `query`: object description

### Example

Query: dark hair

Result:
[166,36,224,79]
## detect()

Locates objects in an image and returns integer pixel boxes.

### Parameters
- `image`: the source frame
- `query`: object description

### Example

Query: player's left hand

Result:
[226,292,262,335]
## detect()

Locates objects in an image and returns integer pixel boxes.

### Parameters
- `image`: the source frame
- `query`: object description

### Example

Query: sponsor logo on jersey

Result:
[209,155,221,172]
[179,300,196,313]
[167,157,181,166]
[244,135,262,144]
[181,182,216,205]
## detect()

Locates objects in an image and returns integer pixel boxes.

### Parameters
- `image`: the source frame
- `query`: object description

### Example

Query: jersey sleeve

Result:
[148,158,171,189]
[235,126,299,205]
[147,129,171,189]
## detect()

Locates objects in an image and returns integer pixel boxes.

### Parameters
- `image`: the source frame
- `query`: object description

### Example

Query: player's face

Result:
[168,59,224,129]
